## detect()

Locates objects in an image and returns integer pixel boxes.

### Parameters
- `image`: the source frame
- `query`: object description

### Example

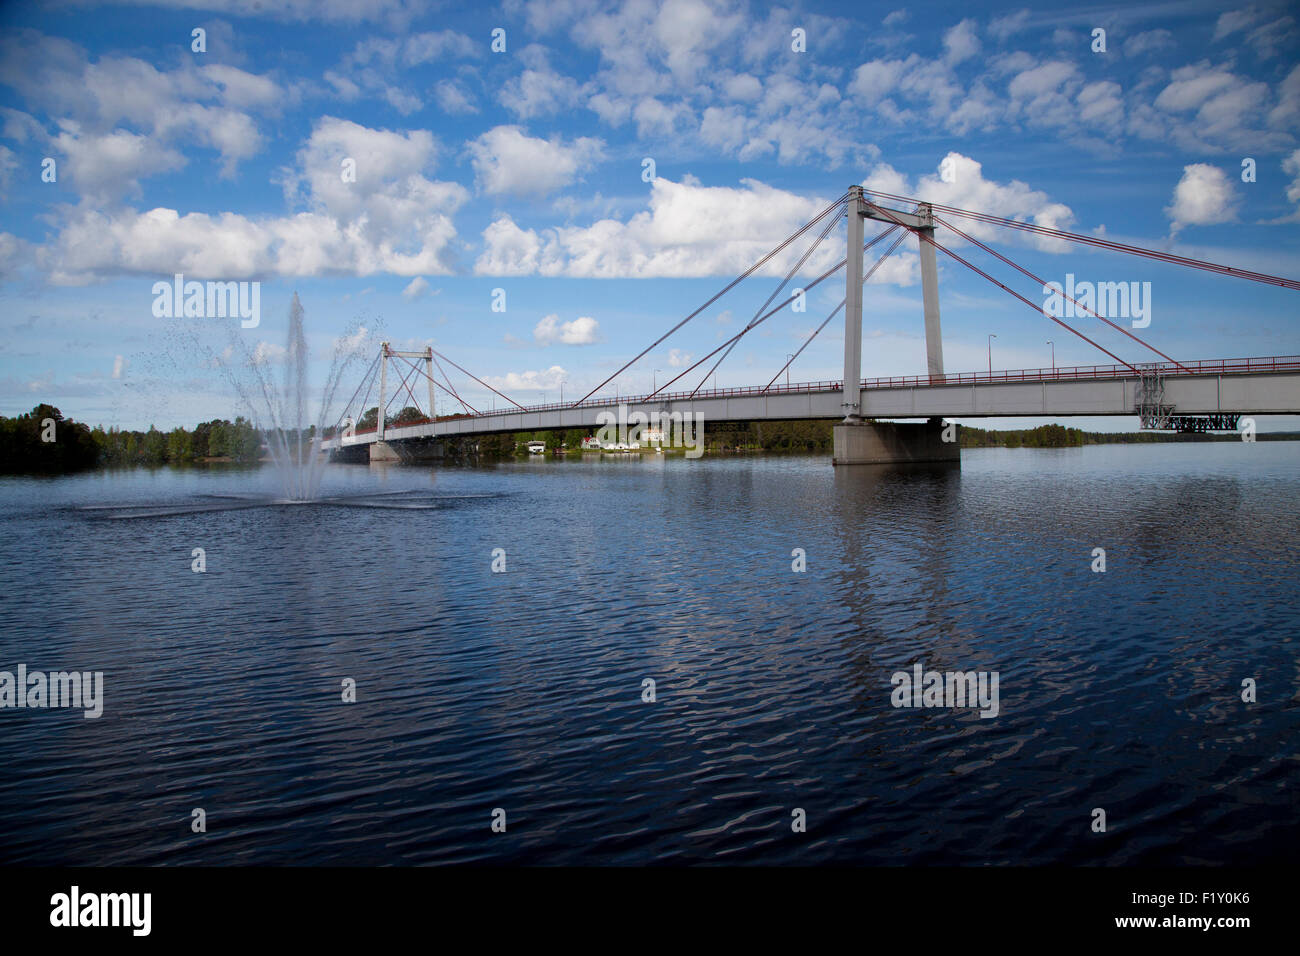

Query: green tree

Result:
[141,426,168,464]
[391,405,426,426]
[167,427,194,462]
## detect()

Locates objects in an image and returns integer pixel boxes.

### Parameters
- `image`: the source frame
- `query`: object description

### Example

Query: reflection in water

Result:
[74,489,505,518]
[0,443,1297,865]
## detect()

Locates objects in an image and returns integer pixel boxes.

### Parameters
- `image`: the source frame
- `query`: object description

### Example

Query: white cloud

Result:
[50,124,186,201]
[0,30,284,180]
[850,59,906,105]
[1214,7,1262,41]
[722,73,762,102]
[1123,30,1176,57]
[476,177,863,279]
[1166,163,1238,234]
[667,348,692,367]
[1212,7,1297,57]
[943,19,981,64]
[96,0,420,26]
[434,79,478,115]
[864,152,1076,253]
[1283,149,1300,205]
[475,216,549,275]
[43,117,467,283]
[989,10,1031,42]
[402,276,430,299]
[0,145,17,199]
[499,65,585,118]
[252,341,288,365]
[487,366,569,391]
[534,314,600,345]
[468,125,604,198]
[1145,61,1284,152]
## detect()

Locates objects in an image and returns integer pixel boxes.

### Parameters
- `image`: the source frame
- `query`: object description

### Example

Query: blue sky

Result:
[1,0,1298,431]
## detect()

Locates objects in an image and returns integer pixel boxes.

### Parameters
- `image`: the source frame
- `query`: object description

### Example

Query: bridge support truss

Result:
[1136,365,1240,432]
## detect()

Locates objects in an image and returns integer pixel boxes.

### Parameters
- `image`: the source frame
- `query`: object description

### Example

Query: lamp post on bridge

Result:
[653,369,660,393]
[1047,340,1055,372]
[786,354,793,389]
[987,334,996,376]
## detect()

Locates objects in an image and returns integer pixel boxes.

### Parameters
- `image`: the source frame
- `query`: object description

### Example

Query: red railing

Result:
[486,355,1300,414]
[324,355,1300,438]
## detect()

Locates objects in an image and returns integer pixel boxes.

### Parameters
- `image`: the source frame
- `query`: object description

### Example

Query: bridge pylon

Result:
[834,186,957,465]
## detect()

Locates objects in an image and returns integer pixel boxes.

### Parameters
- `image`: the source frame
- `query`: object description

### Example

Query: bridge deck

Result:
[320,355,1300,448]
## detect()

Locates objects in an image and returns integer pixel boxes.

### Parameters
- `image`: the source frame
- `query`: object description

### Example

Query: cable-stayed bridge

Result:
[320,186,1300,465]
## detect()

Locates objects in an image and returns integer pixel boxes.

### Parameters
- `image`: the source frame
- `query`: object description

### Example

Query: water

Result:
[0,443,1296,865]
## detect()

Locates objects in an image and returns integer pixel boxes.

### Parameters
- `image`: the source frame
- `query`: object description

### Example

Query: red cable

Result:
[933,215,1190,372]
[860,187,1300,291]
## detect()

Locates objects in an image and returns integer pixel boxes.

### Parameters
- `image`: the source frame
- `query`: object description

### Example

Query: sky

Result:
[0,0,1298,432]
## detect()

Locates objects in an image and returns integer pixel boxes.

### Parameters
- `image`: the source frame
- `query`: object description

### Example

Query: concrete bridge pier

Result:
[370,441,401,463]
[832,418,960,466]
[369,438,444,463]
[836,187,959,465]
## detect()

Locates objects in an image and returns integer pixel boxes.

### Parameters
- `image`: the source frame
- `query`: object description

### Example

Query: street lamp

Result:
[1046,340,1055,372]
[786,354,794,389]
[987,334,997,376]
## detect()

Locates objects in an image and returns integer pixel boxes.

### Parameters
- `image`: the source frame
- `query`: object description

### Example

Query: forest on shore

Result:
[2,403,1293,474]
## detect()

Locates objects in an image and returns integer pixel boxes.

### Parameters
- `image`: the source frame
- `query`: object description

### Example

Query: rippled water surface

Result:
[1,443,1297,865]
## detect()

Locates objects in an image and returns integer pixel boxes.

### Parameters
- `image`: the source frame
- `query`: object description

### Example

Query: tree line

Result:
[0,404,263,473]
[4,402,1293,474]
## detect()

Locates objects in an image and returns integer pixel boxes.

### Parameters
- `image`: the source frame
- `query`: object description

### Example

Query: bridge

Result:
[321,185,1300,465]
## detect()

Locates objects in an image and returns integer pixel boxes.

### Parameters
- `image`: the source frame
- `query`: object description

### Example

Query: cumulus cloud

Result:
[534,314,600,345]
[323,31,476,114]
[50,124,186,201]
[1143,61,1286,152]
[468,125,604,198]
[943,20,981,64]
[475,176,858,279]
[0,29,286,181]
[864,151,1076,252]
[1166,163,1238,234]
[499,61,586,118]
[42,117,467,284]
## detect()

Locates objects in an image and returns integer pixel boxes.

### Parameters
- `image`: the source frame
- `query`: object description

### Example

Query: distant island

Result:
[1,403,1294,475]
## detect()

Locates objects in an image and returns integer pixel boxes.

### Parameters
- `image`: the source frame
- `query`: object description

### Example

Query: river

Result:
[1,442,1296,864]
